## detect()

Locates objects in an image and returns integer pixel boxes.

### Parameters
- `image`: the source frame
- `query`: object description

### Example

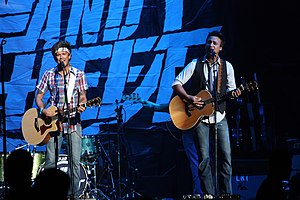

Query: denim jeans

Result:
[44,124,82,199]
[182,131,204,196]
[195,117,232,196]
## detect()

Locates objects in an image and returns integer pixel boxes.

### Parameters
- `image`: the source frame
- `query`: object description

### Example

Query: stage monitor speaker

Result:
[232,175,266,200]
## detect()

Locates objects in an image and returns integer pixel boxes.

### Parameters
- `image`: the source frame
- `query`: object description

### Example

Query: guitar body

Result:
[22,97,102,146]
[22,106,58,146]
[169,90,214,130]
[169,81,258,131]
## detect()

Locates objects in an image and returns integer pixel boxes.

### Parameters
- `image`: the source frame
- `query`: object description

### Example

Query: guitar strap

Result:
[217,59,223,94]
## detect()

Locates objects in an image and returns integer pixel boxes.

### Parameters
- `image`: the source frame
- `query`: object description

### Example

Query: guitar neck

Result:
[215,85,244,102]
[65,104,85,114]
[200,81,257,107]
[62,97,102,116]
[67,107,77,114]
[62,107,77,117]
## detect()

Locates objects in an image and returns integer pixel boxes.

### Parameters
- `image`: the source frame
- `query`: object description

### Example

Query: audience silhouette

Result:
[32,167,70,200]
[256,149,292,200]
[4,149,33,200]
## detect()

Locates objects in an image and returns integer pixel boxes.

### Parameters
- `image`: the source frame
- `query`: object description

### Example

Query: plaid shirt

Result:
[36,65,88,134]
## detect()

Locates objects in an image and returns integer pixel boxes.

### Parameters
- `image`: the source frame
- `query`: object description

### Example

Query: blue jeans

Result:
[182,132,204,196]
[44,124,82,199]
[195,117,232,196]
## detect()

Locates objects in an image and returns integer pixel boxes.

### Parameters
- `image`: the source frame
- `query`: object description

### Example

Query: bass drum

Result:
[37,154,88,198]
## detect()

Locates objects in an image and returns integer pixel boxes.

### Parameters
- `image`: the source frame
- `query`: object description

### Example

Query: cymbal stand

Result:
[97,135,116,199]
[85,159,98,188]
[114,98,143,199]
[85,159,110,200]
[115,99,123,199]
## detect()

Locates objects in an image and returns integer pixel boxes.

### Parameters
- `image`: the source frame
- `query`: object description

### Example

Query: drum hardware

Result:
[81,160,110,200]
[110,96,142,199]
[81,95,143,199]
[79,134,116,199]
[85,161,98,190]
[114,99,124,198]
[91,100,124,198]
[91,95,144,199]
[96,134,117,199]
[88,188,110,200]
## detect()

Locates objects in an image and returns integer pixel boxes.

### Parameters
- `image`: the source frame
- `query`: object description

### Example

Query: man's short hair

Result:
[206,31,226,47]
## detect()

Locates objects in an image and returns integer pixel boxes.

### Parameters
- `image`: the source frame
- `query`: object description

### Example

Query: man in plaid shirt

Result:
[35,40,88,200]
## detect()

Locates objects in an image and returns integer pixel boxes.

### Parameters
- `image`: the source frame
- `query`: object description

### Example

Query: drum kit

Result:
[26,132,133,200]
[0,94,143,199]
[0,132,129,199]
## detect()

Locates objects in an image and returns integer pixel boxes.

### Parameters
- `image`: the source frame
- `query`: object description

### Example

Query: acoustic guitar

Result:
[22,97,102,145]
[169,81,258,131]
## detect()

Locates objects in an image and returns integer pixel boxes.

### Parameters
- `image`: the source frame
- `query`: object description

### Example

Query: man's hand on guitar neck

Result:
[77,104,86,113]
[231,88,242,98]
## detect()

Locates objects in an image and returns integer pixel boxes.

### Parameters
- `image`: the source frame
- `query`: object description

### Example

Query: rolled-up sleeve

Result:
[226,61,237,91]
[172,59,197,87]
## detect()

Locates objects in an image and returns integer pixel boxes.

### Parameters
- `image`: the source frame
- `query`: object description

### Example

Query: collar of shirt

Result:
[201,55,221,65]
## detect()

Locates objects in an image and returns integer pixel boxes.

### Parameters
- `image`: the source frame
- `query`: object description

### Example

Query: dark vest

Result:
[187,58,228,114]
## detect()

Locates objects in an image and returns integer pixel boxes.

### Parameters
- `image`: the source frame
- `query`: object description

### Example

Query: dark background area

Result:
[222,0,300,145]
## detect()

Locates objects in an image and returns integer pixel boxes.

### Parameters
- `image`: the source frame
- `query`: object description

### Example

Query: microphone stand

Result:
[0,39,8,196]
[62,65,74,199]
[212,58,219,197]
[50,72,60,170]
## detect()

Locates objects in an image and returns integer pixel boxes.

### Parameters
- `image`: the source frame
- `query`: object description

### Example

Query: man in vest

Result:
[172,31,241,199]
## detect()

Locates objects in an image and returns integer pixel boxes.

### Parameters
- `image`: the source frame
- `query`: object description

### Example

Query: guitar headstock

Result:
[121,93,142,103]
[86,97,102,107]
[242,80,259,92]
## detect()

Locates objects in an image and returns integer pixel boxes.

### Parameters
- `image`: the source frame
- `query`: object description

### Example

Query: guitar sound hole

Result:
[43,117,52,125]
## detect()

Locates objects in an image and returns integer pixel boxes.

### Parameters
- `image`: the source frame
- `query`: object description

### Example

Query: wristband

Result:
[40,108,43,115]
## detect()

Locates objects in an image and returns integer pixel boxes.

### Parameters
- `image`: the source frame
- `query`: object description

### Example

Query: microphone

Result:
[60,61,65,68]
[209,49,216,57]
